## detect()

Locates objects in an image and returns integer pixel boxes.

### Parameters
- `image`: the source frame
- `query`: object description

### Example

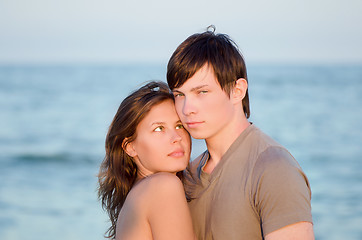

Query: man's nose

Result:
[182,97,197,116]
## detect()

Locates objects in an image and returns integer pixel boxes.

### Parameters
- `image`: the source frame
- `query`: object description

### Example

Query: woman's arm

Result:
[146,173,195,240]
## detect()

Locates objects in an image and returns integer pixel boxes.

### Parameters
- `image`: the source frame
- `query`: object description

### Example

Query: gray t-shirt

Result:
[183,124,313,240]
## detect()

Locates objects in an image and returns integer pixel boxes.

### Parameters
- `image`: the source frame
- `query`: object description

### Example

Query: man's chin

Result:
[188,132,207,140]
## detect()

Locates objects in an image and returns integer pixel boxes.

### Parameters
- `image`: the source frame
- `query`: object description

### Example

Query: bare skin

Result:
[173,64,250,173]
[266,221,314,240]
[115,100,195,240]
[116,173,195,240]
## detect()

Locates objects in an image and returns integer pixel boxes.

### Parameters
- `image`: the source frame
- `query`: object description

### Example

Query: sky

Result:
[1,0,362,64]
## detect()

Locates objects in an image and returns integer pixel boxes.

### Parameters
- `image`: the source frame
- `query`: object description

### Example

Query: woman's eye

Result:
[176,124,184,129]
[198,90,208,94]
[154,126,164,132]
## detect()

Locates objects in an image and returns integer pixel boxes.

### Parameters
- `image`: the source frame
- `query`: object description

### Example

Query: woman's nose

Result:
[171,130,182,143]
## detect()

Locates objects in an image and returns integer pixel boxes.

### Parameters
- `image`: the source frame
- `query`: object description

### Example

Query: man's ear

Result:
[123,138,137,157]
[231,78,248,103]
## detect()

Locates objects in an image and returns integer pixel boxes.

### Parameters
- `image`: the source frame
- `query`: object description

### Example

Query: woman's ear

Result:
[231,78,248,103]
[123,138,137,157]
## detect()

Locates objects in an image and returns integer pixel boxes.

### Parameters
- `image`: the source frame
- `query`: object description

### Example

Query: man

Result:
[166,26,314,240]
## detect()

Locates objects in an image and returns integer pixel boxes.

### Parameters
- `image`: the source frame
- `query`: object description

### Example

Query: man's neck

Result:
[203,118,250,174]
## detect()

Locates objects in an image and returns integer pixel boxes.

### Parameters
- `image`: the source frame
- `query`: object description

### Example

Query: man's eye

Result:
[199,90,208,94]
[154,126,164,132]
[176,124,184,130]
[173,93,184,97]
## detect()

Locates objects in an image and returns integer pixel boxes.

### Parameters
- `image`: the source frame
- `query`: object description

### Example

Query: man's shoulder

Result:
[227,124,285,159]
[248,126,297,165]
[222,124,299,173]
[247,125,282,147]
[249,130,298,170]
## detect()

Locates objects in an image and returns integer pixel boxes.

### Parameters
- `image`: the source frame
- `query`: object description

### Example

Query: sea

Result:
[0,63,361,240]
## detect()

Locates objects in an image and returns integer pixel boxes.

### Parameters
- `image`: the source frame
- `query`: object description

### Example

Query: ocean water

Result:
[0,63,361,240]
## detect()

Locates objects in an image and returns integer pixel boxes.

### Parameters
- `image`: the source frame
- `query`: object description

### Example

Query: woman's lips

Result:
[168,150,185,157]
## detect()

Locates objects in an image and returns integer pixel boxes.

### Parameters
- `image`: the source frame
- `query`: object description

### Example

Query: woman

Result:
[98,81,195,240]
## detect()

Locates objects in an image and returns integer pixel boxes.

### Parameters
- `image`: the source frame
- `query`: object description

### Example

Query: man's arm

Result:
[265,221,314,240]
[252,147,314,238]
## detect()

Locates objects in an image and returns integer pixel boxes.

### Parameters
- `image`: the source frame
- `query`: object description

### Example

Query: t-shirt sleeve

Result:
[251,146,313,237]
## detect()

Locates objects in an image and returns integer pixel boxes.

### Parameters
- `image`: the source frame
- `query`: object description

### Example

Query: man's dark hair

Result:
[167,25,250,118]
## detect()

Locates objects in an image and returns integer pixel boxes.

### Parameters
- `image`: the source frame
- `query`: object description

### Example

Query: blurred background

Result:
[0,0,361,239]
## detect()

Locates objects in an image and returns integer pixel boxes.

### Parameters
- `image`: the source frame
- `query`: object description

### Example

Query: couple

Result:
[98,27,314,240]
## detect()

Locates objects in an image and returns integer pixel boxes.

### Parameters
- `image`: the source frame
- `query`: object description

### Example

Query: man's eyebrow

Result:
[173,85,208,93]
[190,85,208,92]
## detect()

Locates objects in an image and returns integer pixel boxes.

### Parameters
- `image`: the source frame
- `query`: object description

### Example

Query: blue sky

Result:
[1,0,361,64]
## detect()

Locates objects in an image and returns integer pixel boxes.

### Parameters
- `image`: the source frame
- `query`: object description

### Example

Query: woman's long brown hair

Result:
[98,81,175,239]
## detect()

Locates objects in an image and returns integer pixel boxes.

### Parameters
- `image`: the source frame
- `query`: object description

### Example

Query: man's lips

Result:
[186,121,204,128]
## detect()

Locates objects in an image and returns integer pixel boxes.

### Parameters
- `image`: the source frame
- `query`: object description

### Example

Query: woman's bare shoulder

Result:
[131,172,184,198]
[145,172,182,183]
[144,173,194,239]
[130,173,184,200]
[141,173,184,195]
